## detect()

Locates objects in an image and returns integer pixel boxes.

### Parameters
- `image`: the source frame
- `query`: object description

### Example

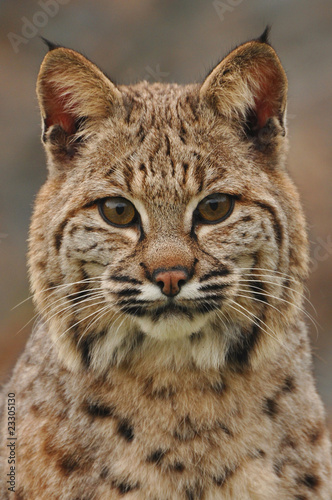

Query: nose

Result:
[153,267,189,297]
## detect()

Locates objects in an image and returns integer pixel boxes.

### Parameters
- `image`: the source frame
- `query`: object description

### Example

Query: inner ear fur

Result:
[37,46,123,165]
[200,37,288,144]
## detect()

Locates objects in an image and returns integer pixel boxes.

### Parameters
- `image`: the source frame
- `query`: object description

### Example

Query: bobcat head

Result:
[29,31,308,375]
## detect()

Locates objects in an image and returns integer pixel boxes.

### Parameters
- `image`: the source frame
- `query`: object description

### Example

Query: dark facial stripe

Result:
[242,215,253,223]
[182,162,189,184]
[54,219,69,252]
[170,158,175,176]
[165,135,171,156]
[217,216,252,233]
[54,205,85,252]
[199,268,230,282]
[197,294,223,302]
[80,258,109,267]
[179,123,186,143]
[79,334,95,369]
[138,124,145,142]
[122,163,134,191]
[225,322,261,369]
[150,304,193,321]
[69,288,91,304]
[121,306,147,317]
[254,201,283,247]
[195,302,220,313]
[198,283,230,292]
[249,280,267,303]
[80,242,98,253]
[77,330,107,369]
[116,288,141,297]
[193,164,204,193]
[118,299,150,306]
[110,275,143,285]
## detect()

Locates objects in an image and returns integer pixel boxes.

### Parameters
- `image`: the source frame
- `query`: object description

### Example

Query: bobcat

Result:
[1,30,331,499]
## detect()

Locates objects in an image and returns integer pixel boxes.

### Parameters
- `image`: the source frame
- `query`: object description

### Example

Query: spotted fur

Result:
[1,33,331,499]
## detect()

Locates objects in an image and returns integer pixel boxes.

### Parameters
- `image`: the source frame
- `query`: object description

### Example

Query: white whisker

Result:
[44,293,106,326]
[11,276,103,310]
[15,290,106,337]
[238,277,317,314]
[228,299,282,345]
[76,305,112,348]
[235,287,319,333]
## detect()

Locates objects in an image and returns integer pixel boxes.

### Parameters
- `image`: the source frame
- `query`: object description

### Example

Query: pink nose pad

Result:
[153,268,189,297]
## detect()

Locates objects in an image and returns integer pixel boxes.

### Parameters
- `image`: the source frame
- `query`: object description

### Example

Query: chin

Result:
[135,312,210,341]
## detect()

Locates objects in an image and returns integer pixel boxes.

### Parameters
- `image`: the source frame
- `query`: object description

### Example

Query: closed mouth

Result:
[120,297,221,319]
[151,302,193,320]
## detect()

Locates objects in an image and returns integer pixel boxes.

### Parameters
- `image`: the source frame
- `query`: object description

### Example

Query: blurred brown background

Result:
[0,1,331,428]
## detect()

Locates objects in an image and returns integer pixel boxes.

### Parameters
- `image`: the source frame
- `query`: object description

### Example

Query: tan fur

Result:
[1,34,331,499]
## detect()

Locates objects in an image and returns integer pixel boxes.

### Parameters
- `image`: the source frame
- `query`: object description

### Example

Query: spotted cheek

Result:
[198,221,267,261]
[197,238,233,267]
[60,226,138,279]
[59,240,107,282]
[195,225,235,260]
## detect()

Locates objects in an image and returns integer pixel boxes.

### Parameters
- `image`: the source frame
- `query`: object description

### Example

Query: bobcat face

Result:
[91,136,239,340]
[29,37,308,372]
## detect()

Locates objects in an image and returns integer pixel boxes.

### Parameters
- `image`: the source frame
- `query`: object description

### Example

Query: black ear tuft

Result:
[40,37,61,52]
[258,26,271,44]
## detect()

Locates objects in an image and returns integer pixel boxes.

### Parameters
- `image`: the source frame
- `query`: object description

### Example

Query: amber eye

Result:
[98,197,137,227]
[196,194,234,224]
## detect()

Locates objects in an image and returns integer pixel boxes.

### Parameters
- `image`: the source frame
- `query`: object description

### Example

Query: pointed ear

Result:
[200,36,287,149]
[37,46,123,169]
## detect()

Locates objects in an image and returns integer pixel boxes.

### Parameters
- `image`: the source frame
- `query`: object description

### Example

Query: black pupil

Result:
[209,200,219,212]
[116,204,125,215]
